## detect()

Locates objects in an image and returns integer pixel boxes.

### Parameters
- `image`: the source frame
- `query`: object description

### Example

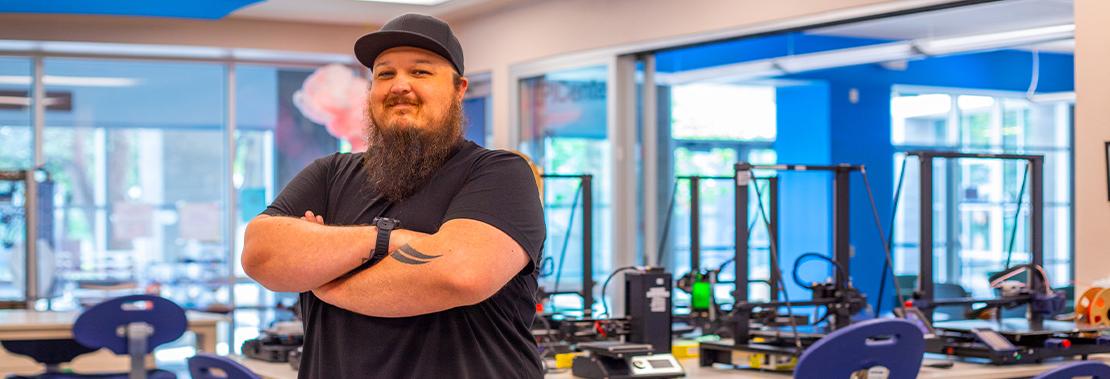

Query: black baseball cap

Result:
[354,13,465,75]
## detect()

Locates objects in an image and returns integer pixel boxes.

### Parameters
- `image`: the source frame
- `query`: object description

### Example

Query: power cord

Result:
[599,266,643,318]
[749,170,804,354]
[860,167,908,315]
[875,156,908,315]
[792,252,848,290]
[547,180,584,314]
[1003,163,1030,269]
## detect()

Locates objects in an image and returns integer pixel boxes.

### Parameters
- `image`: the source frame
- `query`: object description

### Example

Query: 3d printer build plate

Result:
[935,319,1110,337]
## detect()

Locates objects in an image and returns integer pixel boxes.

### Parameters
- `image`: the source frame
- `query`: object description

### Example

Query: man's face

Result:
[363,46,470,201]
[369,46,467,132]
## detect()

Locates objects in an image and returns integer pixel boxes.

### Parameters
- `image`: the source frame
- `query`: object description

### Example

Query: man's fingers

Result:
[300,210,324,224]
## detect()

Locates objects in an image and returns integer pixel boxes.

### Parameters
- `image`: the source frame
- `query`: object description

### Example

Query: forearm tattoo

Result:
[390,244,443,265]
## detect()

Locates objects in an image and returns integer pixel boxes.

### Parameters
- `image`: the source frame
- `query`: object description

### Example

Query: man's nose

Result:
[390,76,412,95]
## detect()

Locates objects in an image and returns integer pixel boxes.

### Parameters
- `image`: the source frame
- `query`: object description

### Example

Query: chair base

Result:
[7,368,176,379]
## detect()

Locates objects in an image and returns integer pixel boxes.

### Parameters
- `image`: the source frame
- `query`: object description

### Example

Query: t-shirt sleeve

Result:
[261,155,334,219]
[443,152,546,275]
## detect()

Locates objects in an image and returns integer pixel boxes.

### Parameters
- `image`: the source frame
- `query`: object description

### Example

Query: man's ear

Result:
[455,75,469,100]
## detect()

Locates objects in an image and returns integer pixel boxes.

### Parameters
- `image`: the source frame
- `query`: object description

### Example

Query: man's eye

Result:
[377,72,394,78]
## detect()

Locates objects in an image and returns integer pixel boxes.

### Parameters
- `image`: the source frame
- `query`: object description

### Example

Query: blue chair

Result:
[1033,361,1110,379]
[794,318,925,379]
[71,295,187,379]
[2,339,97,378]
[188,353,261,379]
[4,295,185,379]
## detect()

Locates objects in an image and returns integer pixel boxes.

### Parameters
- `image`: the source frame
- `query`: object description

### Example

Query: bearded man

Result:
[242,13,546,378]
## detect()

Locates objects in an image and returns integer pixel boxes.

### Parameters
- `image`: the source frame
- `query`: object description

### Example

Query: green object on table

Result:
[691,279,712,311]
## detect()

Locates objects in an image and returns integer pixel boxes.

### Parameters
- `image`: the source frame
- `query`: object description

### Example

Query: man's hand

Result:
[243,213,376,293]
[302,210,324,224]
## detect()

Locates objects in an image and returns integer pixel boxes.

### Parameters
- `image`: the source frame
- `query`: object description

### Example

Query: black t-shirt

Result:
[261,140,546,378]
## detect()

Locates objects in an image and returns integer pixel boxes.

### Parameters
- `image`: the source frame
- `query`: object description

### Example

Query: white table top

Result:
[0,309,226,326]
[0,309,226,340]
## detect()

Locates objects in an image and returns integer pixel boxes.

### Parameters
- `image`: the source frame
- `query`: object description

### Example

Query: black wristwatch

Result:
[370,217,401,262]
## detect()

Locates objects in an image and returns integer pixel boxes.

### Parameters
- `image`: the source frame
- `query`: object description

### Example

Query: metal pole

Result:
[225,63,238,351]
[23,170,38,309]
[1030,156,1044,274]
[25,55,45,309]
[690,176,700,272]
[769,177,780,301]
[582,175,594,317]
[834,166,851,286]
[832,166,851,329]
[32,57,44,166]
[1030,156,1045,324]
[641,54,659,267]
[919,154,935,322]
[734,163,750,342]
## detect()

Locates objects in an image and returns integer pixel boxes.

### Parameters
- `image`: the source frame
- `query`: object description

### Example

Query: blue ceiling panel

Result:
[0,0,264,20]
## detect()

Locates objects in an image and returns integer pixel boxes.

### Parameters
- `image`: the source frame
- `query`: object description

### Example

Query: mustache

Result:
[384,95,420,107]
[364,99,465,202]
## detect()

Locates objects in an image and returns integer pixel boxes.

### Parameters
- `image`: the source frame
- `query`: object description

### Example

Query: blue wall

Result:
[656,32,889,73]
[463,96,487,146]
[774,82,833,300]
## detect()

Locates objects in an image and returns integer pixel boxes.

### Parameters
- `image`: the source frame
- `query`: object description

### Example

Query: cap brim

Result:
[354,30,458,73]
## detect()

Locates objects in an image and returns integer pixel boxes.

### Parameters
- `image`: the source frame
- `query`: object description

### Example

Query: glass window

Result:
[463,73,492,146]
[0,57,33,170]
[665,82,778,306]
[891,93,950,146]
[2,52,357,356]
[233,64,342,352]
[0,57,33,302]
[40,58,229,313]
[519,65,610,315]
[671,84,775,141]
[892,91,1072,300]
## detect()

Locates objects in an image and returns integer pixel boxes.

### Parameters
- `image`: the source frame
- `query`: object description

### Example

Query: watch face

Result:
[376,218,399,229]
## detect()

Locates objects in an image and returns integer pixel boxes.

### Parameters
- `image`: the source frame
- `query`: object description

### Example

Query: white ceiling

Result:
[227,0,1075,54]
[229,0,531,26]
[810,0,1073,41]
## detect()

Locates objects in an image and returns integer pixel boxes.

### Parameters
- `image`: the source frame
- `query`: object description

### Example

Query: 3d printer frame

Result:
[700,162,870,367]
[905,151,1110,364]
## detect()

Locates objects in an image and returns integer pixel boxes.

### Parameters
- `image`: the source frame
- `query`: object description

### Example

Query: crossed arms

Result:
[242,210,530,317]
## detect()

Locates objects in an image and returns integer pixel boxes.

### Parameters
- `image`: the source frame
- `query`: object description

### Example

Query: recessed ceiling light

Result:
[355,0,452,5]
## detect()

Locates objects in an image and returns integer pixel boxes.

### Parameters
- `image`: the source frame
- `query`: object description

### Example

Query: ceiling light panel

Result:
[354,0,452,5]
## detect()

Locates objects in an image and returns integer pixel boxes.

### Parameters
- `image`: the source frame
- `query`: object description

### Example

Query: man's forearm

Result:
[312,245,473,318]
[242,216,376,292]
[312,219,530,317]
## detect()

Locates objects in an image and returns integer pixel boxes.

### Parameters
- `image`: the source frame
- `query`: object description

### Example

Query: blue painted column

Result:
[774,82,833,300]
[827,81,895,316]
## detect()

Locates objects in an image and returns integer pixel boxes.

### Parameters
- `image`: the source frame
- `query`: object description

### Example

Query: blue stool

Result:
[188,353,261,379]
[794,318,925,379]
[1033,361,1110,379]
[69,295,187,379]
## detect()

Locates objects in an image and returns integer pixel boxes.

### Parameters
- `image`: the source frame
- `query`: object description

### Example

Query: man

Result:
[242,13,546,378]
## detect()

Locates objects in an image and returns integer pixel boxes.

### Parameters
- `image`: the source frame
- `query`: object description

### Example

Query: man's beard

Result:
[363,98,464,202]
